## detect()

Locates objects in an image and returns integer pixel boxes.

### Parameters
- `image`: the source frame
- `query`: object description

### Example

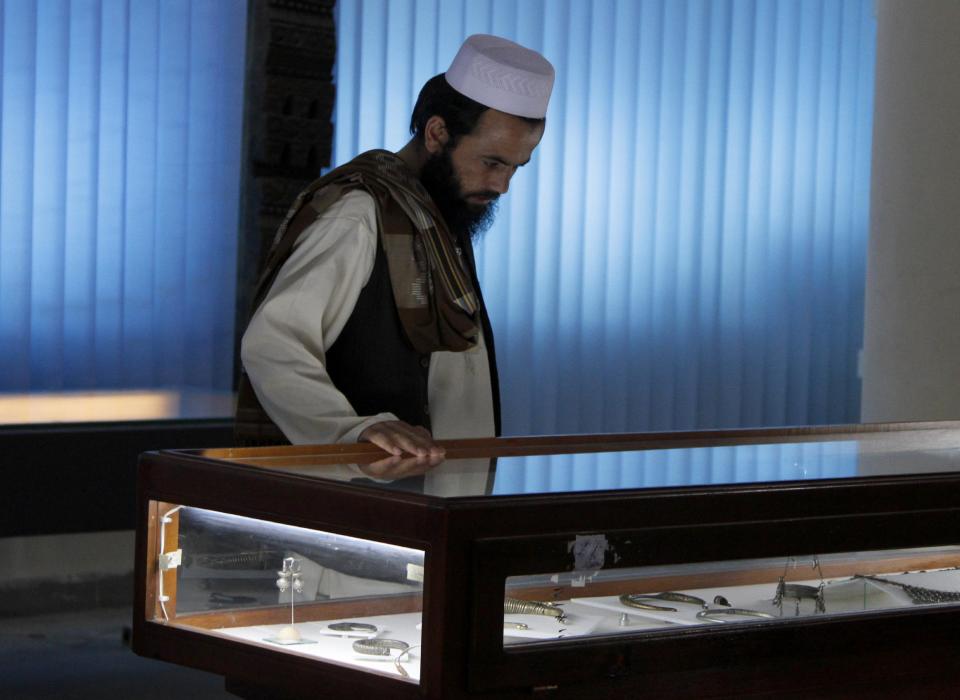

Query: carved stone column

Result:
[234,0,336,385]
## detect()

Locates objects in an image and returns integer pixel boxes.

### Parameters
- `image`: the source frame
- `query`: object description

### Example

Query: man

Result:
[236,34,554,463]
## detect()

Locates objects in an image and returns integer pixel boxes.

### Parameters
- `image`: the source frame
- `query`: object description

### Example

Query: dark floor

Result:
[0,607,231,699]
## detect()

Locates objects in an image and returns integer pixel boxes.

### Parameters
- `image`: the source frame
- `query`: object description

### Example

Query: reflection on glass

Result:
[153,505,426,682]
[174,508,423,611]
[204,426,960,498]
[491,441,860,495]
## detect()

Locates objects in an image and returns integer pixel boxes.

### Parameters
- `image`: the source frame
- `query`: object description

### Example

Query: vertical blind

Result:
[335,0,877,437]
[0,0,246,393]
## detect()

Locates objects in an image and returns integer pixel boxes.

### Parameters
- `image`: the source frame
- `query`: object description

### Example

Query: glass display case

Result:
[133,422,960,698]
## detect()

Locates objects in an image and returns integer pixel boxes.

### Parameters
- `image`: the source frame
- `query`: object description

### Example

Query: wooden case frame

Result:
[133,422,960,698]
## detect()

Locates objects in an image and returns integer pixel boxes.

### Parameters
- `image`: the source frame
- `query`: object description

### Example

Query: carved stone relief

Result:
[234,0,336,382]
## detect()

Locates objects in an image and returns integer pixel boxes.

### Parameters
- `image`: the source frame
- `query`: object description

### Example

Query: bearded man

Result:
[236,35,554,462]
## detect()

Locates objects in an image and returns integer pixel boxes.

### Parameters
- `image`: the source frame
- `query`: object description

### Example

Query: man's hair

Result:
[409,73,544,147]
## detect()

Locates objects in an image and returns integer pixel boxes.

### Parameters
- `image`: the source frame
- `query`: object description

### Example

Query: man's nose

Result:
[489,170,512,195]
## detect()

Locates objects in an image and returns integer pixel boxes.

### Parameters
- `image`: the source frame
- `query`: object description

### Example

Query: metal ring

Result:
[329,622,378,632]
[352,638,410,656]
[394,643,420,678]
[696,608,776,623]
[618,594,676,612]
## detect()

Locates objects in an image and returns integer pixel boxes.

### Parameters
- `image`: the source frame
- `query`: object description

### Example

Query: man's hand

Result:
[359,420,445,458]
[359,452,445,480]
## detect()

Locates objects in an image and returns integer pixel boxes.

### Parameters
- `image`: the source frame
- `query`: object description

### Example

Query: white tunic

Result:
[241,190,496,445]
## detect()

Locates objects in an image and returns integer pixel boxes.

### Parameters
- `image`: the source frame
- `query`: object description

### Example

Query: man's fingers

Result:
[360,420,443,457]
[411,425,446,456]
[363,430,403,456]
[362,452,442,479]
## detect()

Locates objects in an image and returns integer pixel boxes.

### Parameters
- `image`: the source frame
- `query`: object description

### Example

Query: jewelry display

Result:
[772,556,827,615]
[618,594,675,612]
[276,556,304,594]
[652,592,707,608]
[618,595,674,611]
[852,574,960,604]
[618,592,707,612]
[773,578,826,615]
[352,638,411,656]
[504,596,567,622]
[328,622,379,633]
[264,557,315,645]
[696,608,776,623]
[393,644,421,678]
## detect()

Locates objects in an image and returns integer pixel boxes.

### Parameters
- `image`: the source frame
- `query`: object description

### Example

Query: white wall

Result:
[861,0,960,421]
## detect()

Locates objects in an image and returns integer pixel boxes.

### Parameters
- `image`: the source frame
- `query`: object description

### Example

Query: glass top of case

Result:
[195,424,960,499]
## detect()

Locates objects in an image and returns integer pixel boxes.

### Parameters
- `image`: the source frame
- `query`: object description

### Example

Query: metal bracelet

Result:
[352,638,410,656]
[394,643,420,678]
[329,622,378,633]
[696,608,776,623]
[621,591,707,609]
[618,594,678,612]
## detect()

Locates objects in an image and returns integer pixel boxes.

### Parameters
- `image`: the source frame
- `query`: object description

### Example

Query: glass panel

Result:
[0,2,245,409]
[202,426,960,498]
[501,546,960,647]
[151,504,425,682]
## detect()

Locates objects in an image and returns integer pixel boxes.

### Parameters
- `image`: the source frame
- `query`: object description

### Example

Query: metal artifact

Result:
[696,608,776,623]
[503,621,530,630]
[773,577,826,614]
[276,557,304,595]
[393,644,420,678]
[329,622,378,632]
[352,638,410,656]
[853,574,960,604]
[619,591,707,612]
[504,596,567,622]
[264,557,315,645]
[617,594,675,612]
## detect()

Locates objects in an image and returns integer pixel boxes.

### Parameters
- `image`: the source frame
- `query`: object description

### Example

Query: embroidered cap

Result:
[445,34,555,119]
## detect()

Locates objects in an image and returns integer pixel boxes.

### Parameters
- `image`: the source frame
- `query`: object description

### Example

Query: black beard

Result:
[419,147,499,243]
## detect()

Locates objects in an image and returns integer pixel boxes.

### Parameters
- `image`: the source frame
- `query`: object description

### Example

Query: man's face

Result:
[421,109,545,241]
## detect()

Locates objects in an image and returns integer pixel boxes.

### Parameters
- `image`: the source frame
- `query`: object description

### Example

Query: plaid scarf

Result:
[252,150,479,353]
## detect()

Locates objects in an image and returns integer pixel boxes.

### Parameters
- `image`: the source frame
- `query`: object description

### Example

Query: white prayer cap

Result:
[445,34,555,119]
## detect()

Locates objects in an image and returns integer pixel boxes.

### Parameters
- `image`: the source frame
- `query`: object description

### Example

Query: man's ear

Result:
[424,115,449,154]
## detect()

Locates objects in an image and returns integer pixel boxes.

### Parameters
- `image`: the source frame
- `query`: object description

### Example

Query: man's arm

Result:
[241,191,441,457]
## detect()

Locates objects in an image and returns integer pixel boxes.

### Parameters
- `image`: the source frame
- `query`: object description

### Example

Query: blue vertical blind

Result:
[335,0,877,437]
[0,0,246,393]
